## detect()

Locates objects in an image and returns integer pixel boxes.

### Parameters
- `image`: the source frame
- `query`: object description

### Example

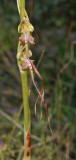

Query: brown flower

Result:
[19,34,35,45]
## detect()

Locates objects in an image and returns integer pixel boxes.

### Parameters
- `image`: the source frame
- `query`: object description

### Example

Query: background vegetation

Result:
[0,0,76,159]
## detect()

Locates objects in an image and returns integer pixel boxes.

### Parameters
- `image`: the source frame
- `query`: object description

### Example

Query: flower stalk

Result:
[16,0,31,159]
[16,0,56,159]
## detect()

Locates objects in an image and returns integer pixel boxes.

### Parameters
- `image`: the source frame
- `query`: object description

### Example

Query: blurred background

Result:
[0,0,76,159]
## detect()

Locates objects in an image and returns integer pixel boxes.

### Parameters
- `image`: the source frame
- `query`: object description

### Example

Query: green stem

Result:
[21,71,30,132]
[17,0,31,159]
[20,0,25,20]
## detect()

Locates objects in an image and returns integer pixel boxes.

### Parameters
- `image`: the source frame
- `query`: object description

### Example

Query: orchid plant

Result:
[16,0,55,159]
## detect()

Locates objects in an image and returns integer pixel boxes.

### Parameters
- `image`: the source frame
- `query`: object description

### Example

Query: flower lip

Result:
[19,34,35,45]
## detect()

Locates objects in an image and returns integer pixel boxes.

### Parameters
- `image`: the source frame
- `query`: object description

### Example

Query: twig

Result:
[66,135,70,160]
[0,109,23,131]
